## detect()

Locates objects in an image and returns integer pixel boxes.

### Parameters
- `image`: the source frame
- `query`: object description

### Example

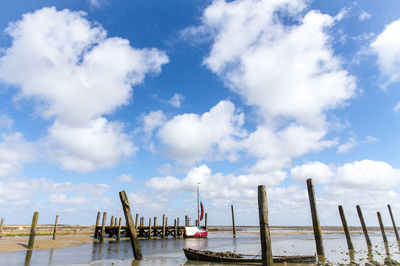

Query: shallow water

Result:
[2,229,400,265]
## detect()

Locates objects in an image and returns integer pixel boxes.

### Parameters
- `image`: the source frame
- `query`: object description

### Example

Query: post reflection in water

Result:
[24,249,33,266]
[48,248,54,265]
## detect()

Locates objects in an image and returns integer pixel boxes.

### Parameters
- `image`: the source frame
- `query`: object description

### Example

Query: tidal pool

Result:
[1,229,400,265]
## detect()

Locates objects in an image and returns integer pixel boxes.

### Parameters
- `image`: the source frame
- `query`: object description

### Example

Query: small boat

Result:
[184,226,208,238]
[183,248,316,264]
[184,183,208,238]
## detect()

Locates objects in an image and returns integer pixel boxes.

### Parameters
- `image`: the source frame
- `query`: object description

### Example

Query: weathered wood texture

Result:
[100,212,107,243]
[377,212,388,244]
[117,217,122,241]
[388,204,400,242]
[119,190,143,260]
[27,212,39,249]
[338,206,355,262]
[94,212,100,237]
[52,215,59,240]
[306,178,324,259]
[258,185,273,266]
[356,205,372,247]
[205,213,208,230]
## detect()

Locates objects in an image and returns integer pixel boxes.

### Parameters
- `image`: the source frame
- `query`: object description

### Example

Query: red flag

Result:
[200,201,204,221]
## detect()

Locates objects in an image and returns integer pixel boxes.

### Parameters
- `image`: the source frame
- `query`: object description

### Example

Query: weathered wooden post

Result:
[338,206,355,262]
[356,205,373,261]
[154,217,157,237]
[377,212,391,258]
[114,217,117,228]
[174,219,177,239]
[388,204,400,242]
[231,205,236,238]
[195,219,198,226]
[110,216,114,227]
[52,215,59,240]
[306,178,325,262]
[27,212,39,249]
[0,217,4,238]
[148,218,152,239]
[100,212,107,243]
[94,212,101,238]
[185,215,188,226]
[119,190,143,260]
[117,217,122,241]
[135,214,139,230]
[162,214,166,239]
[140,217,143,227]
[258,185,273,266]
[177,217,180,238]
[205,213,208,230]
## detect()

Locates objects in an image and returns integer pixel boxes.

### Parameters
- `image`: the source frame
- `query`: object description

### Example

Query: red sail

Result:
[200,201,204,221]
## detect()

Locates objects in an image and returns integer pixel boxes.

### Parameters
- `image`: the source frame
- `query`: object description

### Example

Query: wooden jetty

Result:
[93,212,206,240]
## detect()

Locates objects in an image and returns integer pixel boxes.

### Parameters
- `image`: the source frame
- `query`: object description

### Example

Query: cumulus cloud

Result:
[0,132,36,178]
[181,0,356,176]
[371,18,400,85]
[168,93,185,108]
[0,7,168,171]
[359,11,371,21]
[290,161,334,184]
[117,174,134,183]
[158,100,246,162]
[142,110,167,139]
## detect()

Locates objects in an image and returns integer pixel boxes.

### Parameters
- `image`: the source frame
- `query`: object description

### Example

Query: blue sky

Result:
[1,0,400,227]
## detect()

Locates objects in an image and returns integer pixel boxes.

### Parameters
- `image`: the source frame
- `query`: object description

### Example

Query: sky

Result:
[1,0,400,227]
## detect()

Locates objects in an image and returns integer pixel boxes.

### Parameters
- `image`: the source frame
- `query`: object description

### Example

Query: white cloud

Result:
[46,118,136,172]
[359,11,371,21]
[0,7,168,171]
[337,133,357,153]
[142,110,166,139]
[187,0,356,126]
[290,161,334,184]
[88,0,101,8]
[158,100,246,162]
[0,114,14,130]
[395,102,400,113]
[168,93,185,108]
[146,164,286,202]
[0,132,36,178]
[371,18,400,85]
[117,174,134,183]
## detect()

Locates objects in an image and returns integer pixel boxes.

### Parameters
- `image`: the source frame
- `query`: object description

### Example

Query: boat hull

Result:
[183,248,316,263]
[184,226,208,238]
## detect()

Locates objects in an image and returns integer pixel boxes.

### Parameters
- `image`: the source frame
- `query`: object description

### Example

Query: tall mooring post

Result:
[205,213,208,230]
[100,212,107,243]
[377,212,391,258]
[119,190,143,260]
[388,204,400,242]
[27,212,39,249]
[0,217,4,238]
[356,205,373,261]
[117,217,122,241]
[338,206,355,262]
[258,185,273,266]
[306,178,325,262]
[94,212,100,238]
[162,214,166,239]
[231,205,236,238]
[52,215,59,240]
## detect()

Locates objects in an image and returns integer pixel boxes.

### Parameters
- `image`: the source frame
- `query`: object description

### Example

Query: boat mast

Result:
[197,183,200,228]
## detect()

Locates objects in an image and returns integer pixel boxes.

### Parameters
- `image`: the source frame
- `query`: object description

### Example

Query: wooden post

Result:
[195,219,198,226]
[231,205,236,238]
[135,214,139,229]
[119,190,143,260]
[174,219,177,239]
[162,214,166,239]
[306,178,325,261]
[338,206,355,262]
[177,217,180,238]
[110,215,114,227]
[27,212,39,249]
[52,215,59,240]
[356,205,373,261]
[148,218,152,239]
[0,217,4,238]
[100,212,107,243]
[388,204,400,242]
[205,213,208,230]
[377,211,390,258]
[185,215,188,226]
[114,217,117,228]
[94,212,101,237]
[258,185,273,266]
[117,217,122,241]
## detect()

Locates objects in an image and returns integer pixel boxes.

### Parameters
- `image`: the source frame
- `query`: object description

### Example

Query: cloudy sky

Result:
[1,0,400,227]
